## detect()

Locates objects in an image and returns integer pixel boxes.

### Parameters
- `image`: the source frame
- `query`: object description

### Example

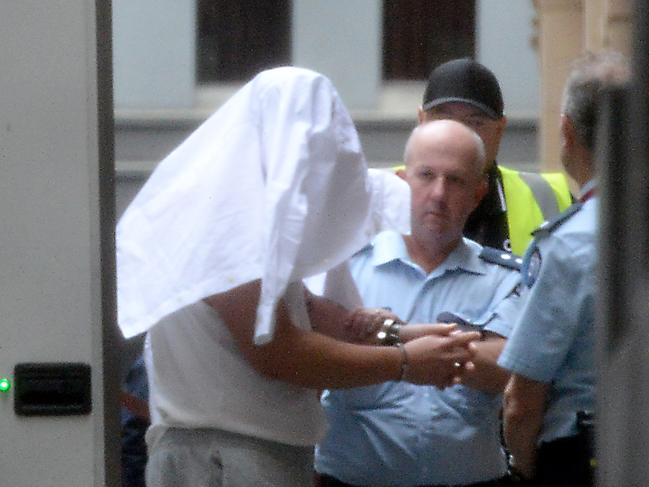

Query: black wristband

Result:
[396,343,409,381]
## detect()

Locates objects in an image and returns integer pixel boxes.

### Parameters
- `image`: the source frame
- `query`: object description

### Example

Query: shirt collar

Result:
[370,231,486,276]
[441,238,486,276]
[370,231,410,266]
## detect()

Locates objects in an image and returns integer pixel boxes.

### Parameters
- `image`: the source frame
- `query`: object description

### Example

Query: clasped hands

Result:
[344,307,481,388]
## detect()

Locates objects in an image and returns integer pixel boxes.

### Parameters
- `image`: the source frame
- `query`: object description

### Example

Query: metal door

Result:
[0,1,118,485]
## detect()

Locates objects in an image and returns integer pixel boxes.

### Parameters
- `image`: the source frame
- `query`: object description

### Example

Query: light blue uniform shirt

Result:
[498,195,597,444]
[315,231,522,486]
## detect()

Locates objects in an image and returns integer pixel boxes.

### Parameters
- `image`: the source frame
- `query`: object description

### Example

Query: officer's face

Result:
[405,122,487,249]
[418,102,506,167]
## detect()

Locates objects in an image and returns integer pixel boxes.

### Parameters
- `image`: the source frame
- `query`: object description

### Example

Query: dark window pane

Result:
[383,0,475,80]
[197,0,291,82]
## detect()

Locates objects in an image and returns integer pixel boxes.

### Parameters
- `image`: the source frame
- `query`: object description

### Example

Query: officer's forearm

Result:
[303,289,351,340]
[503,374,548,478]
[505,422,538,478]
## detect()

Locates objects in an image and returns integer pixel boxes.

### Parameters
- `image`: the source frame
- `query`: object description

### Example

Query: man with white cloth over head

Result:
[116,67,480,487]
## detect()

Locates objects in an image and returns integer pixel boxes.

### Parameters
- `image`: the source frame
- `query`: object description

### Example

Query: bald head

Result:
[402,119,489,255]
[404,120,486,181]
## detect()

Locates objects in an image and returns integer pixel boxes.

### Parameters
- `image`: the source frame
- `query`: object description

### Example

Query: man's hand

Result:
[397,322,459,342]
[403,331,481,388]
[453,334,510,393]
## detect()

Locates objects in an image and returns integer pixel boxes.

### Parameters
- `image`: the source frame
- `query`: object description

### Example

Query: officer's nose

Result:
[428,177,448,202]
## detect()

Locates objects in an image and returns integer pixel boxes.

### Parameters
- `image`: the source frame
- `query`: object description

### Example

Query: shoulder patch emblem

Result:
[479,246,523,271]
[522,246,542,287]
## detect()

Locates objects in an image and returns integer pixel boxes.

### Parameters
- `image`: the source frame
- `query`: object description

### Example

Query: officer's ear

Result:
[560,114,577,150]
[474,176,489,207]
[493,115,507,142]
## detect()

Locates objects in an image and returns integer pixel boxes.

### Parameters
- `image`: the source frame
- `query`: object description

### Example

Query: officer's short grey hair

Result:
[561,50,630,152]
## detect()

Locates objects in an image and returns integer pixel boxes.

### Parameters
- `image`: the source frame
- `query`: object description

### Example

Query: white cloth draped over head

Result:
[116,66,410,344]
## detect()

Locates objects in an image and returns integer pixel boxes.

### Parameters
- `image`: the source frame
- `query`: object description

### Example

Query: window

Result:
[197,0,291,83]
[382,0,475,80]
[196,1,475,83]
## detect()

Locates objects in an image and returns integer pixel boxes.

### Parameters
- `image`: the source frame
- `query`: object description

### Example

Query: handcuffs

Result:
[376,318,402,346]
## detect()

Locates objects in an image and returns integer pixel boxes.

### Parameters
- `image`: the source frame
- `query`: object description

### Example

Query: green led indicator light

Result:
[0,377,11,393]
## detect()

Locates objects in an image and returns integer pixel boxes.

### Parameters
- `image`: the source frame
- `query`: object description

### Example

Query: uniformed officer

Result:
[316,120,524,487]
[498,51,630,487]
[399,58,574,255]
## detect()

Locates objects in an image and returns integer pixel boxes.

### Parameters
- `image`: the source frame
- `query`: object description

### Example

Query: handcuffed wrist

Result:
[377,318,402,346]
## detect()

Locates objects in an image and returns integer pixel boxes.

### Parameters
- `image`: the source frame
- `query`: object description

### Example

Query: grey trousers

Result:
[146,427,315,487]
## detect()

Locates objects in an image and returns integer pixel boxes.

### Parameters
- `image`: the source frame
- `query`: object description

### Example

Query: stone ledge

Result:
[115,81,538,128]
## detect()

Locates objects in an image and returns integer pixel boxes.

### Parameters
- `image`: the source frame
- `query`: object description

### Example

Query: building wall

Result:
[112,1,541,115]
[113,0,543,210]
[119,0,643,180]
[477,0,540,120]
[112,0,196,108]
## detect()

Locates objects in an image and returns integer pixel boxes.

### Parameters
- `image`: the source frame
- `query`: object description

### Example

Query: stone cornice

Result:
[533,0,582,12]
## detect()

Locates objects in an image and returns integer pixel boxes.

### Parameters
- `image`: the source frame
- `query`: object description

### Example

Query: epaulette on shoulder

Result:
[479,247,523,271]
[532,202,583,236]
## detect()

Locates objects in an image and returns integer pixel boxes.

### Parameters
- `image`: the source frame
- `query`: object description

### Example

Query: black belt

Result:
[318,473,510,487]
[537,433,593,465]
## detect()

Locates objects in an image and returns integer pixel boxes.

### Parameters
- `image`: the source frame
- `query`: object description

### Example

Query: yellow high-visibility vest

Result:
[499,166,572,255]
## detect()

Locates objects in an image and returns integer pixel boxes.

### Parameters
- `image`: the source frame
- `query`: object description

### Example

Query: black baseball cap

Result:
[422,58,504,119]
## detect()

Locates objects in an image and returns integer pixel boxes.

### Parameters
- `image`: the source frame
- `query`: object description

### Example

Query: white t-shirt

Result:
[145,282,327,448]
